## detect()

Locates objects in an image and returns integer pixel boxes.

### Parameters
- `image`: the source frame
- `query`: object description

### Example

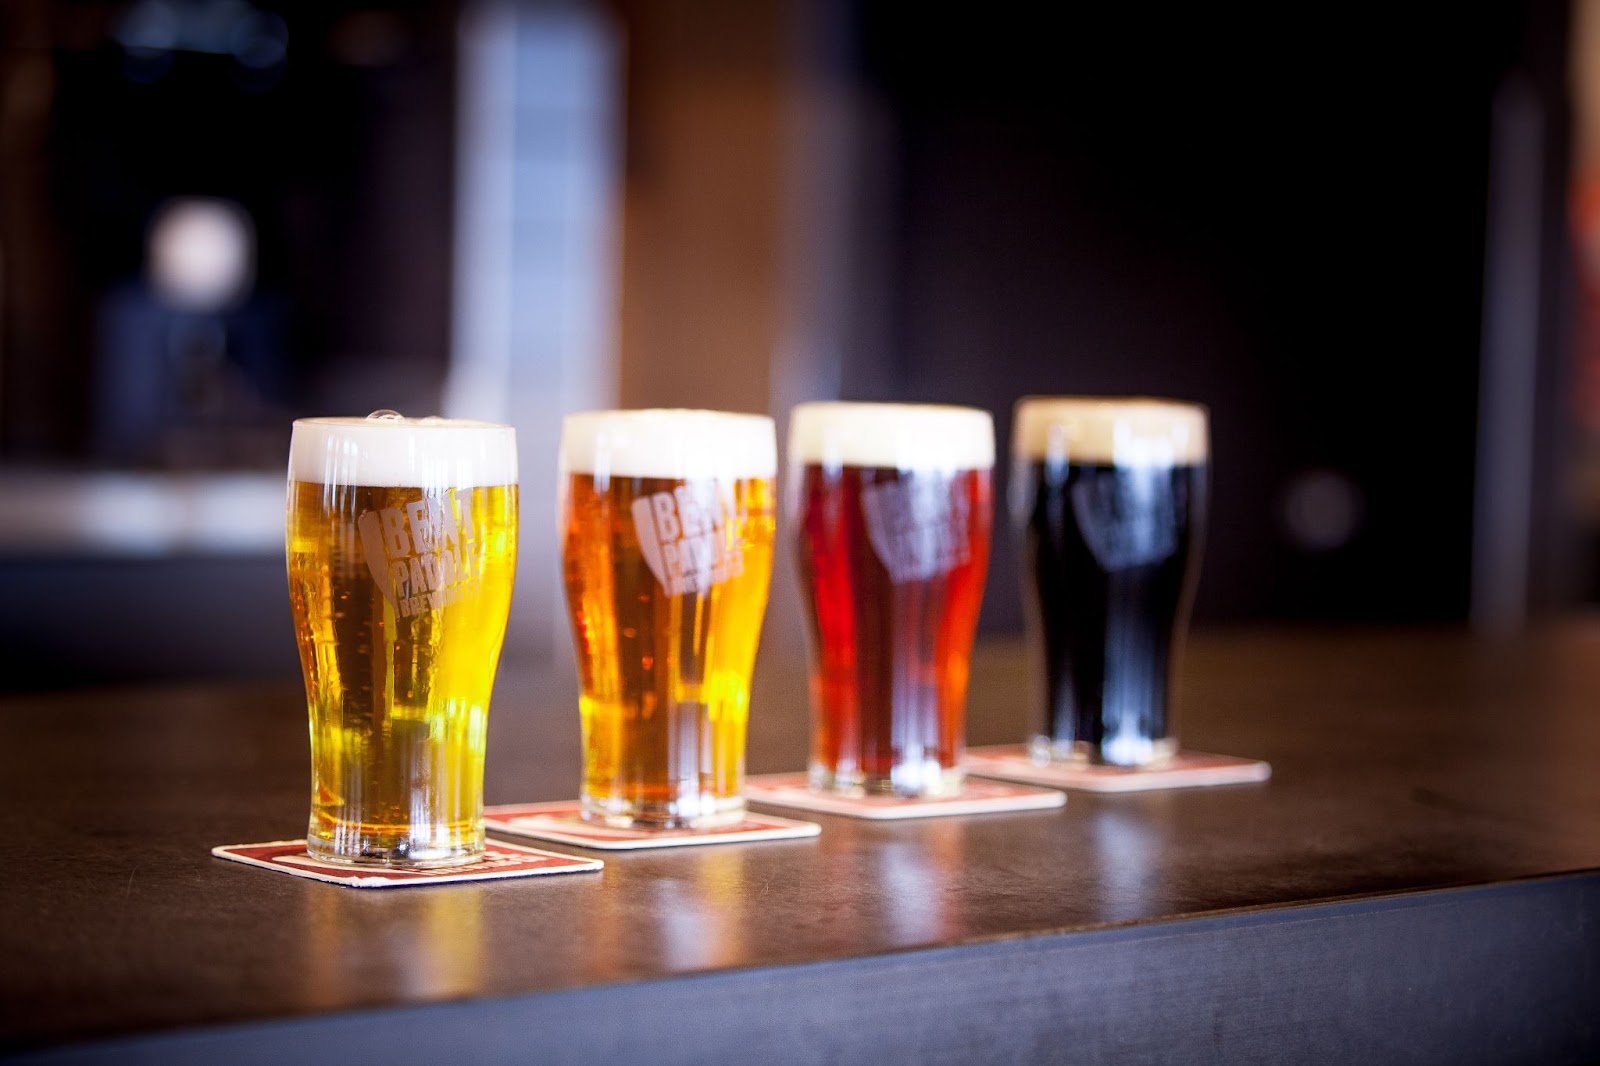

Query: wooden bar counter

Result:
[3,625,1599,1063]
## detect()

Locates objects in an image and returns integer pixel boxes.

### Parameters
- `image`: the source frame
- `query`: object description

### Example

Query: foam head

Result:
[788,402,995,472]
[1013,397,1208,467]
[560,409,777,481]
[289,413,518,488]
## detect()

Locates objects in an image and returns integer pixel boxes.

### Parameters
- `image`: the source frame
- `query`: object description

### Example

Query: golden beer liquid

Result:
[562,473,775,827]
[287,480,517,865]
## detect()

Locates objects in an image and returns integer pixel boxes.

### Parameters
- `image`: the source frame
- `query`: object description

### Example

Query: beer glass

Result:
[286,413,518,866]
[559,409,777,829]
[789,402,994,798]
[1011,397,1207,767]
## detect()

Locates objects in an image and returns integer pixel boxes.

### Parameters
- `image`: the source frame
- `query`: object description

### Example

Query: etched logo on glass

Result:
[356,492,482,616]
[860,476,970,584]
[630,484,744,596]
[1071,468,1177,571]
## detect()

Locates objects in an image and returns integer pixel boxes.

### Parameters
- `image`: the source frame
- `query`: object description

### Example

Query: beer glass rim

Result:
[792,400,990,416]
[788,401,995,471]
[1013,395,1207,416]
[289,414,517,488]
[560,407,778,480]
[1012,396,1207,466]
[294,415,514,430]
[562,406,774,427]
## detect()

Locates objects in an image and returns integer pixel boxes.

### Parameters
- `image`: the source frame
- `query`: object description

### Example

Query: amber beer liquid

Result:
[560,410,776,829]
[286,415,518,866]
[1011,398,1206,767]
[789,403,994,797]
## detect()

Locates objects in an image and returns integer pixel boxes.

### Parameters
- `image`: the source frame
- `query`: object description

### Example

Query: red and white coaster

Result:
[965,745,1272,793]
[484,801,821,850]
[743,772,1065,820]
[211,839,603,888]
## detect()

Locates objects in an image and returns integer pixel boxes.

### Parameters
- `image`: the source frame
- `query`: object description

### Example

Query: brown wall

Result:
[613,0,790,417]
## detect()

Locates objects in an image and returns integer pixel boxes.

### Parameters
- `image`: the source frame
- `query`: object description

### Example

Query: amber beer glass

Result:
[560,410,777,828]
[1011,397,1207,767]
[286,414,518,865]
[789,403,994,797]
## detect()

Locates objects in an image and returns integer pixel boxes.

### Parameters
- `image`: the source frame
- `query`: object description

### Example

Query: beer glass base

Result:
[1029,734,1179,769]
[808,762,965,799]
[306,832,486,869]
[579,796,747,831]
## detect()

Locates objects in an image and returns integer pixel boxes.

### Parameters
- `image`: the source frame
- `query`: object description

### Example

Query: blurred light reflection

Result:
[659,847,747,969]
[878,819,966,945]
[1089,804,1166,923]
[114,0,287,70]
[147,198,256,314]
[301,885,486,1006]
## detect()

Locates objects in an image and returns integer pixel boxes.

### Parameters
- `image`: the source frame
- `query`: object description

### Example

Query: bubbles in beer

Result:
[287,417,518,865]
[559,410,777,829]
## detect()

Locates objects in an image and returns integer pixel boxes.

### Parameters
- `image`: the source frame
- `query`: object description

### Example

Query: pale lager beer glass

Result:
[788,402,994,798]
[287,413,518,866]
[1011,397,1207,767]
[559,409,777,829]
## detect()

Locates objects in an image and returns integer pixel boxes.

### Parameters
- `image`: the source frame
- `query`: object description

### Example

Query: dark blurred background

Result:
[0,0,1591,690]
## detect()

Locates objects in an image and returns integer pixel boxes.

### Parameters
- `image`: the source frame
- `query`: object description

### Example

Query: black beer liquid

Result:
[1020,460,1205,765]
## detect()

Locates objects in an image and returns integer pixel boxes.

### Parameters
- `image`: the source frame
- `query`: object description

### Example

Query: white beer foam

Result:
[1013,397,1208,466]
[289,415,518,488]
[788,402,995,471]
[560,409,777,480]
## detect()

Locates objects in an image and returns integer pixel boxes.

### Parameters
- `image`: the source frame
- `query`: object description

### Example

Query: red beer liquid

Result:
[794,463,992,792]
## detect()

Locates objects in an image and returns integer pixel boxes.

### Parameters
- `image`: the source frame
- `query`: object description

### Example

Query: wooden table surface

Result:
[3,624,1599,1063]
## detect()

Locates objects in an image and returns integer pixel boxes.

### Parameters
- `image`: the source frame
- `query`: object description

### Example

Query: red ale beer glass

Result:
[789,402,994,797]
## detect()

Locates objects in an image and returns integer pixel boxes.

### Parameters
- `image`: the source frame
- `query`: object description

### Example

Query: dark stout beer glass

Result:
[789,402,993,797]
[1011,397,1207,767]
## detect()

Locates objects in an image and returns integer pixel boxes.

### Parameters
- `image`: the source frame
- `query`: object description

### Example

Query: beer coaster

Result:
[743,773,1065,820]
[210,839,603,887]
[483,802,821,849]
[964,745,1272,793]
